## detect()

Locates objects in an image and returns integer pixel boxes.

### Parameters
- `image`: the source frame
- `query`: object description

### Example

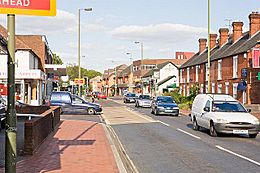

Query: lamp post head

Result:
[84,8,93,11]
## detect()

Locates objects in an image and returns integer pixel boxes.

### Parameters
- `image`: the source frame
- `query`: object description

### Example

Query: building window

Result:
[195,65,199,82]
[233,83,238,99]
[180,70,183,83]
[183,85,186,96]
[233,56,238,78]
[218,60,222,80]
[179,86,182,95]
[187,68,190,83]
[187,86,190,96]
[212,83,215,93]
[225,82,229,95]
[200,84,204,93]
[205,84,208,93]
[218,84,222,93]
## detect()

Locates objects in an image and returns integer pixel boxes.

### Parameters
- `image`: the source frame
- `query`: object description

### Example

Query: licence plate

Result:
[233,130,248,134]
[165,110,173,113]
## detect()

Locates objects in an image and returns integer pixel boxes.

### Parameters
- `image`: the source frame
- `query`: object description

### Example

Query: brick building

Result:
[179,12,260,104]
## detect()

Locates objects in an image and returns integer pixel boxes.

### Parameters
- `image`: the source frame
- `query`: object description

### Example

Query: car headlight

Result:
[216,119,228,123]
[157,106,164,110]
[253,120,260,125]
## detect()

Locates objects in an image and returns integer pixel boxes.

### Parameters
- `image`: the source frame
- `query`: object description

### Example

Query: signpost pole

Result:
[5,14,17,173]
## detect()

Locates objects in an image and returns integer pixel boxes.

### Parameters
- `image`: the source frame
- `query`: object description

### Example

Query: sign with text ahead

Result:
[0,0,56,16]
[74,78,85,86]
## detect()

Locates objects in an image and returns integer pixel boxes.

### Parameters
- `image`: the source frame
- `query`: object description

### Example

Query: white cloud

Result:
[110,23,208,44]
[0,9,106,35]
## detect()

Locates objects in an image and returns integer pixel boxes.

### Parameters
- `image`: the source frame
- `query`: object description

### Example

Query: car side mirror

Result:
[247,109,251,113]
[204,107,210,112]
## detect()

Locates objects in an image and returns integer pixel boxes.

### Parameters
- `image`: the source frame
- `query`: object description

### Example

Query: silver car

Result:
[135,95,152,108]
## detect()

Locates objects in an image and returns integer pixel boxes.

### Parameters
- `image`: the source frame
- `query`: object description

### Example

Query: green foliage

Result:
[163,85,199,110]
[66,66,102,80]
[52,53,63,65]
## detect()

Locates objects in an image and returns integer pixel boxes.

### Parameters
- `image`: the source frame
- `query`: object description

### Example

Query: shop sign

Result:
[74,78,85,86]
[0,0,56,16]
[0,70,45,80]
[252,49,260,68]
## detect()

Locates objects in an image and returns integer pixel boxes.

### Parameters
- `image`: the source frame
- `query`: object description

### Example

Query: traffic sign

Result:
[258,72,260,80]
[74,78,85,86]
[0,0,56,16]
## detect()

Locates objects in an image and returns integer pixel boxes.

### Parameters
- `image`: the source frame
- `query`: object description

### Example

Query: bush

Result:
[163,85,199,110]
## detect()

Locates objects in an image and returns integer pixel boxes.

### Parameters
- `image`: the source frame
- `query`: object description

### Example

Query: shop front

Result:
[0,70,46,106]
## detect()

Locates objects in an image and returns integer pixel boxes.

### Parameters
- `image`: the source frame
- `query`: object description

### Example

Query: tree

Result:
[66,66,102,80]
[52,53,63,65]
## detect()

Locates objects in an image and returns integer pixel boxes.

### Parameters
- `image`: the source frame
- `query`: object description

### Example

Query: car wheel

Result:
[1,120,5,129]
[87,108,95,115]
[192,118,200,131]
[209,121,218,137]
[249,134,257,138]
[155,109,159,116]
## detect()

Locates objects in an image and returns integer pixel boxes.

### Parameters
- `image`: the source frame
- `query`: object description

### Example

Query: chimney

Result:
[199,38,207,54]
[210,34,217,50]
[249,12,260,37]
[232,21,243,43]
[219,28,229,47]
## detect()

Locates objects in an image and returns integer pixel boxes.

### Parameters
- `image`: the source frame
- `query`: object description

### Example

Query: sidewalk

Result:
[0,120,119,173]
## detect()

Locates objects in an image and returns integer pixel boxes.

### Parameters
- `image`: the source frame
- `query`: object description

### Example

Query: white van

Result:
[191,94,260,138]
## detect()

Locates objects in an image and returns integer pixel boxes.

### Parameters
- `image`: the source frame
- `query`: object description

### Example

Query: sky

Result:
[0,0,259,73]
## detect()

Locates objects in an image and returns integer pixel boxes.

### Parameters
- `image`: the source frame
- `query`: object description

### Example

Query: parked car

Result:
[97,92,107,99]
[191,94,260,138]
[151,96,179,116]
[135,94,152,108]
[123,93,137,103]
[49,92,102,115]
[92,91,101,98]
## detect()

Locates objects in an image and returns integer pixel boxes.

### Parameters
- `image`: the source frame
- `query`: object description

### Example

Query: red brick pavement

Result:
[1,120,119,173]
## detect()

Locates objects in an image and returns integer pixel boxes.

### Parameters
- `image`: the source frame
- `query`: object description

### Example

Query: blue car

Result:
[151,96,179,116]
[49,92,102,115]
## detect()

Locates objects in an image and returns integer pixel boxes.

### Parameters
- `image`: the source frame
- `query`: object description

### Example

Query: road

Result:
[100,98,260,173]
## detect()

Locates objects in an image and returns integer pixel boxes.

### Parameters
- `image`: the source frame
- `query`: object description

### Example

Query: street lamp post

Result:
[78,8,92,97]
[134,41,144,94]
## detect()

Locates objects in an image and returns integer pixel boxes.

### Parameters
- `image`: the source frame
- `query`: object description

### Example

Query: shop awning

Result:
[45,64,67,76]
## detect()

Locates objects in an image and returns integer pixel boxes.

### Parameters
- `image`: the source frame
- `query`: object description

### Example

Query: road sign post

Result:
[1,1,56,172]
[5,14,16,173]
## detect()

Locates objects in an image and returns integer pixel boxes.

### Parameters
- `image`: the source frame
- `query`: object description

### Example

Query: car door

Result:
[198,100,211,128]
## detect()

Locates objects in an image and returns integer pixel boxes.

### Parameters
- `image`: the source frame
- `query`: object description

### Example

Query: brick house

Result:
[101,64,128,96]
[179,12,260,105]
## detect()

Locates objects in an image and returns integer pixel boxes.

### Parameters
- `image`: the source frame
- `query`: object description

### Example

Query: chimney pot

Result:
[219,28,229,47]
[198,38,207,54]
[249,12,260,37]
[232,21,243,43]
[210,34,217,50]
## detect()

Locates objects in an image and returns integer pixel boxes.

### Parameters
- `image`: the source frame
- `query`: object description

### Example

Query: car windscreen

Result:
[212,101,247,112]
[157,97,174,103]
[140,95,150,99]
[127,93,136,97]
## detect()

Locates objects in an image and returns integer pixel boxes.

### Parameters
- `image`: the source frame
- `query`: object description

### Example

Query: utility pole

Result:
[6,14,17,173]
[207,0,211,93]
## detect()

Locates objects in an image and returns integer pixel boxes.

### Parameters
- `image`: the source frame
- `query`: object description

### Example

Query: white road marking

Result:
[177,128,201,139]
[157,120,170,127]
[216,145,260,166]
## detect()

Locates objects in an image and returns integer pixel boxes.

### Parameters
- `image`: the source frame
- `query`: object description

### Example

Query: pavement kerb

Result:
[102,123,139,173]
[102,123,128,173]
